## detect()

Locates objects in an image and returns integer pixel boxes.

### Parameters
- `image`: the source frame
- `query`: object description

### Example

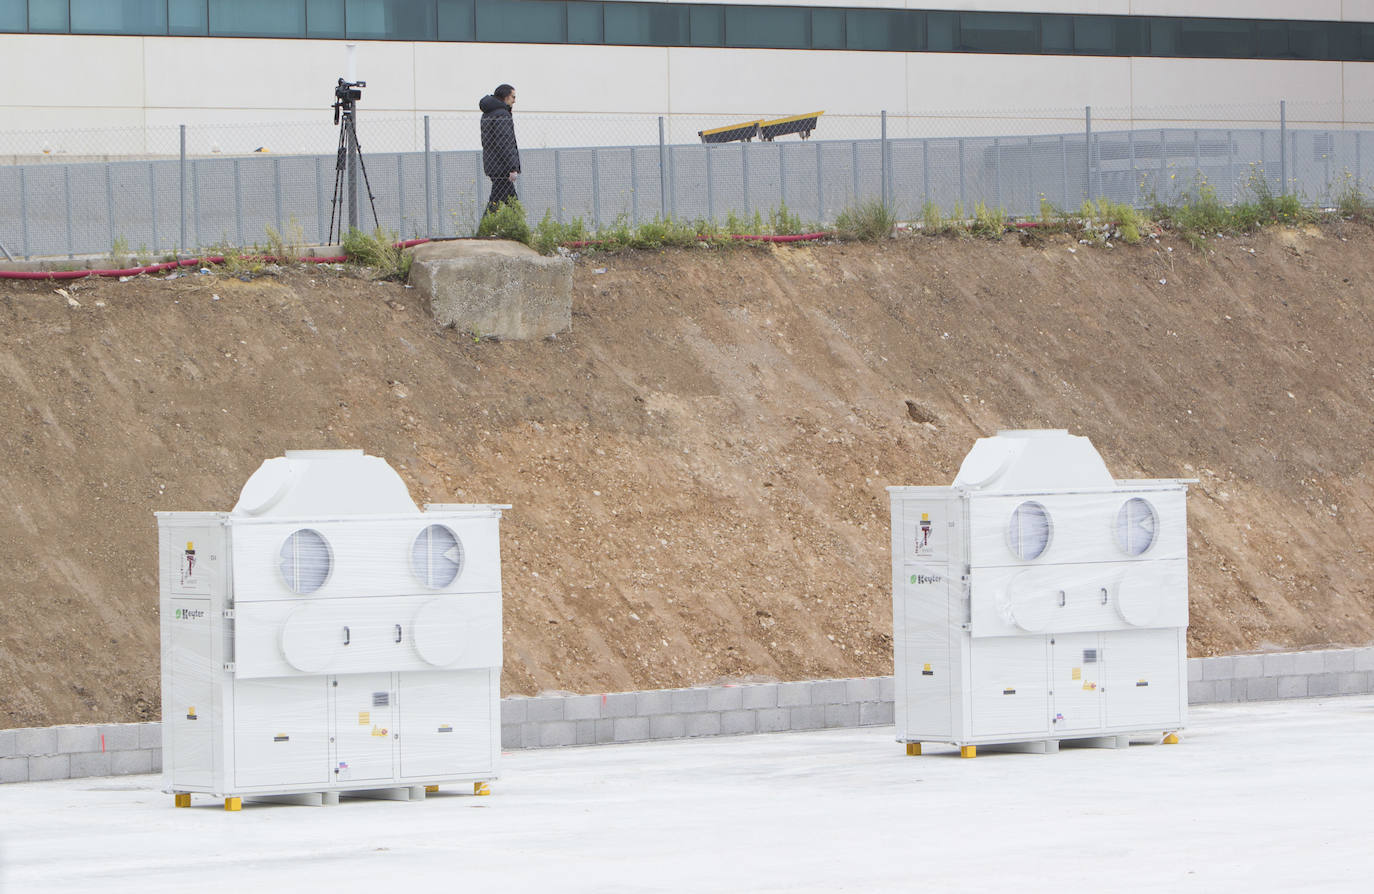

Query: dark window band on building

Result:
[2,0,1374,62]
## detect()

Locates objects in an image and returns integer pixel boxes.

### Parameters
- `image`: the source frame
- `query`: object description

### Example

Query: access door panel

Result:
[233,677,329,789]
[168,597,214,788]
[1051,633,1103,733]
[398,670,494,779]
[1104,628,1184,730]
[901,573,953,738]
[333,673,396,784]
[970,636,1049,738]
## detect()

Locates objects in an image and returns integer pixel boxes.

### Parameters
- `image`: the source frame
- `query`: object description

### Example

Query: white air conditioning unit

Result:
[888,430,1190,758]
[157,450,509,809]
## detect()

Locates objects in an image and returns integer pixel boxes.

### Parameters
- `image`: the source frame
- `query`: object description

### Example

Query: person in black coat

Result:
[479,85,521,214]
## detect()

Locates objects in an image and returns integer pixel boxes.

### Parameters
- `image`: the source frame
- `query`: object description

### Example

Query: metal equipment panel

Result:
[332,673,395,784]
[398,670,494,780]
[232,677,330,789]
[970,636,1049,738]
[1104,628,1184,730]
[168,596,214,788]
[1051,633,1103,733]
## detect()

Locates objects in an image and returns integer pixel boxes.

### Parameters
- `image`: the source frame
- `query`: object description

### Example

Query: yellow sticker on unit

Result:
[1082,681,1092,690]
[1071,668,1081,680]
[370,725,389,738]
[358,711,370,726]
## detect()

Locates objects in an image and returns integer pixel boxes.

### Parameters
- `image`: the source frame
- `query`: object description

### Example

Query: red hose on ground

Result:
[0,239,432,280]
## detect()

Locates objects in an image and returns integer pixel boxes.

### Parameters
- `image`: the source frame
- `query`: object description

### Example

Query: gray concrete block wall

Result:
[2,647,1371,783]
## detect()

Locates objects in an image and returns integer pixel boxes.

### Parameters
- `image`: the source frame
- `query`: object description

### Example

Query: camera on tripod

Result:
[332,78,366,124]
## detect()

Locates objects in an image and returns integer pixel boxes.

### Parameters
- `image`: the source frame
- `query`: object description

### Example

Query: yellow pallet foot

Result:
[1163,733,1180,745]
[224,797,242,812]
[473,782,491,796]
[960,746,977,759]
[425,785,440,793]
[173,793,191,808]
[905,743,922,756]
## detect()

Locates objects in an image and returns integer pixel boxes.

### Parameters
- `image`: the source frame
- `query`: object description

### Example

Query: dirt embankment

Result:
[2,226,1373,729]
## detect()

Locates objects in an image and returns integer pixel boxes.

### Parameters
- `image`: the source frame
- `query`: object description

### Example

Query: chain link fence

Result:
[2,100,1373,260]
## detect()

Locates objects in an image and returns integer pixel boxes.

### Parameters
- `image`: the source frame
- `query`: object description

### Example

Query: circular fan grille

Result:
[279,528,332,594]
[1115,497,1159,556]
[1007,501,1052,561]
[411,524,465,589]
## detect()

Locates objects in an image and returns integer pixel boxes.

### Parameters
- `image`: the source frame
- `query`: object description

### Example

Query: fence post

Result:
[1193,129,1201,182]
[423,115,432,239]
[921,138,929,211]
[64,166,74,260]
[179,124,187,253]
[817,141,825,223]
[396,153,405,236]
[743,139,751,217]
[658,116,667,220]
[881,110,889,211]
[1280,100,1287,196]
[1159,129,1166,199]
[105,163,116,255]
[315,156,326,243]
[273,156,283,234]
[233,158,244,246]
[1128,130,1136,206]
[1084,105,1092,204]
[192,159,201,248]
[1357,131,1363,190]
[554,149,563,224]
[851,140,860,205]
[473,152,483,234]
[20,167,30,259]
[592,149,602,229]
[1226,130,1234,202]
[149,162,158,251]
[705,145,714,223]
[668,145,676,220]
[993,137,1002,209]
[631,147,639,225]
[1056,135,1067,211]
[779,142,788,211]
[957,138,966,209]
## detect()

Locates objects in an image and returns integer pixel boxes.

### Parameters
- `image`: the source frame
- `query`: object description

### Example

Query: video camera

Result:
[332,78,366,124]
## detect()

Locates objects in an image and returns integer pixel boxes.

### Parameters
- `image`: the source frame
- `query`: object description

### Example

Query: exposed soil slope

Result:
[2,226,1372,728]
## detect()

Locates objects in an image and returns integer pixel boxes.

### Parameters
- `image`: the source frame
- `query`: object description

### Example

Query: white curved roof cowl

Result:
[952,429,1115,491]
[231,449,421,517]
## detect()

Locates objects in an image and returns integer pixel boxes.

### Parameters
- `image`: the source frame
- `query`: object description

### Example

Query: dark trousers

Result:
[486,177,517,214]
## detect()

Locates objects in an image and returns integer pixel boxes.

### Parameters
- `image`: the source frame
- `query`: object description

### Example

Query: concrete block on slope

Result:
[411,239,571,339]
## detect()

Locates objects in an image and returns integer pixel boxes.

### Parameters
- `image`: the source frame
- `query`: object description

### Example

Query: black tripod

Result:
[328,77,380,243]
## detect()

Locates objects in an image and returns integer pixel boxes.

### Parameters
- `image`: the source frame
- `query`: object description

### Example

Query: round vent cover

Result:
[1115,573,1163,627]
[279,528,332,594]
[1114,497,1159,556]
[280,603,343,673]
[412,598,467,667]
[411,525,464,589]
[1007,501,1052,561]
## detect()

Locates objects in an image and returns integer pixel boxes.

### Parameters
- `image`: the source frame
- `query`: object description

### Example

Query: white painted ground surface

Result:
[1,696,1371,893]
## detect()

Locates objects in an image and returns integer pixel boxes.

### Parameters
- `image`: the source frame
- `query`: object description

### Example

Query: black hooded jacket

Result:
[479,95,521,179]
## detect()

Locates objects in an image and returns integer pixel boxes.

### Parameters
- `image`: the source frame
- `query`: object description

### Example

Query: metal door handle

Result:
[1057,590,1066,607]
[343,625,350,645]
[1100,587,1109,605]
[394,624,403,644]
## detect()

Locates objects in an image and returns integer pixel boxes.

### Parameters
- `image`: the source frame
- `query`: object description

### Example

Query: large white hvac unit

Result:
[888,430,1190,757]
[157,449,508,808]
